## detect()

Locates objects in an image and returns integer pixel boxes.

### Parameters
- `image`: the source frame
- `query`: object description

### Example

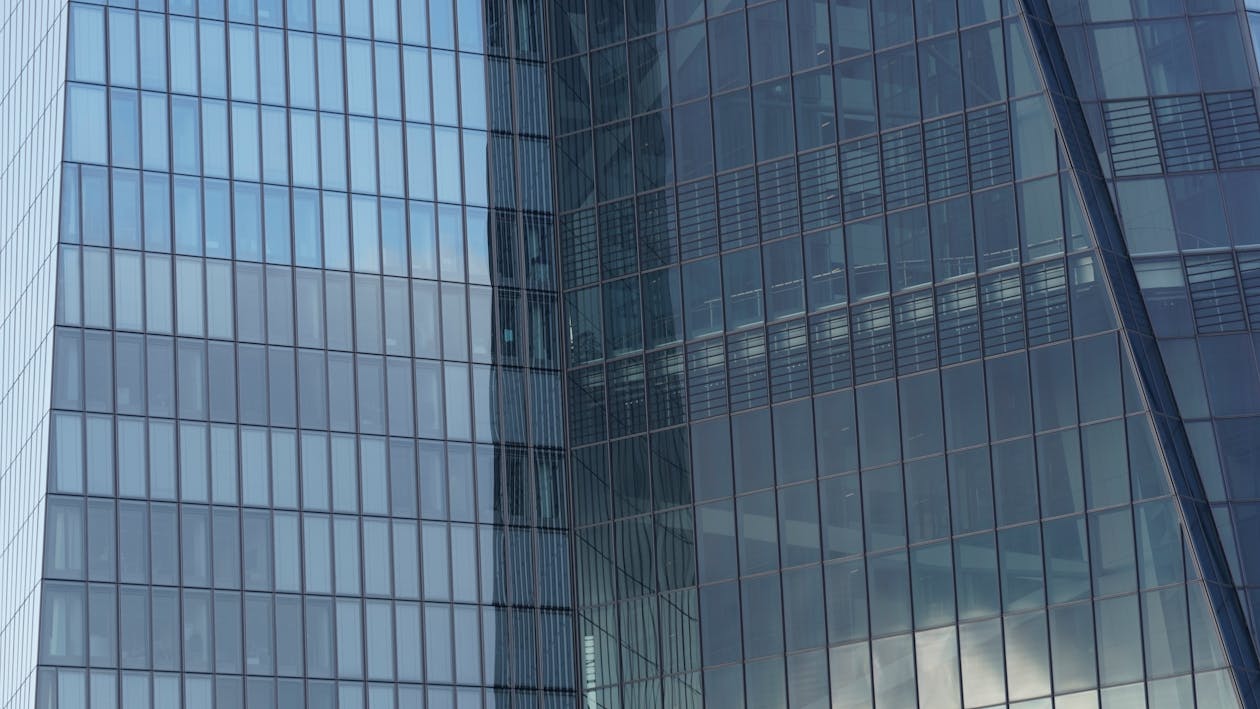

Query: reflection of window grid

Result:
[717,168,759,250]
[809,308,853,393]
[36,0,1260,700]
[805,228,848,310]
[981,270,1026,356]
[726,329,768,411]
[925,114,970,199]
[799,147,842,230]
[967,104,1013,189]
[1023,260,1070,346]
[685,338,728,419]
[677,178,719,260]
[882,126,926,210]
[894,290,937,375]
[769,319,810,402]
[937,280,982,364]
[1186,254,1246,334]
[1104,100,1162,176]
[1208,90,1260,168]
[757,157,801,240]
[841,136,883,220]
[851,299,894,384]
[647,347,688,429]
[1154,95,1214,172]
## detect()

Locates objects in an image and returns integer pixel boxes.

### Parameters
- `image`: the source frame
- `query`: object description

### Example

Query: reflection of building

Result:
[9,0,1260,706]
[551,0,1260,706]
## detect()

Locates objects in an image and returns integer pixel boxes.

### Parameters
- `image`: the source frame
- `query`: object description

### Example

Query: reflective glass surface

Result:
[553,0,1259,704]
[18,0,1260,705]
[2,2,69,708]
[40,0,572,706]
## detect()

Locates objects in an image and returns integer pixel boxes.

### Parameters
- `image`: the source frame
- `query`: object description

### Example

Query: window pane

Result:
[67,84,108,164]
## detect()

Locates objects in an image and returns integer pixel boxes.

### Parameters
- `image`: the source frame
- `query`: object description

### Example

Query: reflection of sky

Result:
[959,620,1009,707]
[0,3,66,704]
[908,627,961,705]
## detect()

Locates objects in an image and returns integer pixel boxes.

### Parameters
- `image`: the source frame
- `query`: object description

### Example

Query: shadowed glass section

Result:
[1021,0,1260,699]
[552,0,1252,705]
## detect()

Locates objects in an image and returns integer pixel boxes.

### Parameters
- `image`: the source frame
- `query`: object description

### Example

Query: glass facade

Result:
[552,0,1260,705]
[10,0,1260,706]
[38,0,571,706]
[1,1,70,709]
[1040,0,1260,671]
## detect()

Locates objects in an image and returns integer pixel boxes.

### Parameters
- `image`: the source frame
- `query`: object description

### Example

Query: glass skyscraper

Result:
[8,0,1260,705]
[24,0,571,706]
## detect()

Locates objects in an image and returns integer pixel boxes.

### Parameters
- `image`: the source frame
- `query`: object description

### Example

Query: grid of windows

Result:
[1,2,70,709]
[37,0,574,707]
[1042,0,1260,681]
[550,0,1253,705]
[15,0,1260,704]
